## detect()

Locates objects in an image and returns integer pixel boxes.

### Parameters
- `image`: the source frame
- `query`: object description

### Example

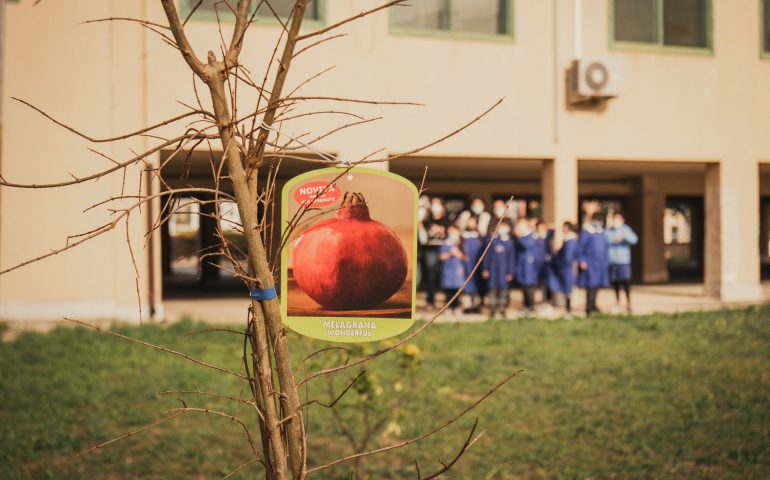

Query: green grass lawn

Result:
[2,305,770,479]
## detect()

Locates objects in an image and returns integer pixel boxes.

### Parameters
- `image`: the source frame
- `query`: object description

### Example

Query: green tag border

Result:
[280,166,418,343]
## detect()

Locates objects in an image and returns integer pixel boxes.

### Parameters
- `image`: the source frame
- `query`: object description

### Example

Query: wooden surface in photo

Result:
[286,269,412,318]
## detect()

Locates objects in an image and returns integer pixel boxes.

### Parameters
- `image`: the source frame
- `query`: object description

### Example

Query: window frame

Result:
[389,0,515,43]
[609,0,713,56]
[179,0,326,29]
[762,0,770,59]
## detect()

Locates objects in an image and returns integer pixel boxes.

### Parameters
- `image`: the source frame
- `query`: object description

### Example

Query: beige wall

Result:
[2,0,768,321]
[1,1,152,321]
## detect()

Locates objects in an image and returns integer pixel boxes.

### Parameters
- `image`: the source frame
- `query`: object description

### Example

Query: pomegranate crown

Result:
[338,192,371,220]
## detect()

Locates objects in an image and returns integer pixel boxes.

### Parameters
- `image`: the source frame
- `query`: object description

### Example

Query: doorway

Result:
[664,196,704,282]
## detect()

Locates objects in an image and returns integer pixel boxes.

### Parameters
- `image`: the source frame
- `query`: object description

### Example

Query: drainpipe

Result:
[573,0,583,60]
[140,0,156,318]
[552,0,559,144]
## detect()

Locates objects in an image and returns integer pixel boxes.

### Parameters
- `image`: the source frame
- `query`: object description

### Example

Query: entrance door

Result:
[760,197,770,280]
[665,196,704,281]
[161,194,248,295]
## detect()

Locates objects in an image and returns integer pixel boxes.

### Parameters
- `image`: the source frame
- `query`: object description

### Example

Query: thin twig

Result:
[64,318,252,381]
[307,370,522,474]
[75,412,185,457]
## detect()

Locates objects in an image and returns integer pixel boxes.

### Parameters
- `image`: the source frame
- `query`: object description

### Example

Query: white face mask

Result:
[494,207,506,217]
[498,227,511,237]
[448,232,460,243]
[614,219,625,228]
[431,204,444,216]
[471,203,484,215]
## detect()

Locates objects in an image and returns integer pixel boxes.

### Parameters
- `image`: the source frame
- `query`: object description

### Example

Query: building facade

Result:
[2,0,770,322]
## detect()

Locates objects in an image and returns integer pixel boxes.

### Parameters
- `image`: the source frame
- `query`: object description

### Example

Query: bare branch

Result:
[11,97,212,143]
[164,407,263,461]
[307,370,521,474]
[158,389,264,419]
[0,134,201,189]
[221,458,262,479]
[296,1,407,41]
[75,412,185,457]
[160,0,209,79]
[388,98,505,162]
[419,419,485,480]
[81,17,171,30]
[64,318,252,381]
[183,0,205,25]
[293,33,347,58]
[226,0,255,66]
[280,95,422,107]
[301,370,365,409]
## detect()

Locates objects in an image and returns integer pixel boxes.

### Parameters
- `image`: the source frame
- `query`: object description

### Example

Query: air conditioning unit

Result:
[568,58,623,105]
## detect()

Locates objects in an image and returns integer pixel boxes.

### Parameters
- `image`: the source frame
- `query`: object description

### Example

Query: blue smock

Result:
[605,224,638,265]
[547,236,578,294]
[515,233,540,287]
[461,233,484,294]
[482,236,515,290]
[440,243,466,290]
[534,229,554,283]
[577,225,610,289]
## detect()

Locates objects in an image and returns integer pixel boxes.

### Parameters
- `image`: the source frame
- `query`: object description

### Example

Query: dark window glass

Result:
[613,0,709,48]
[663,0,708,47]
[393,0,511,35]
[450,0,508,35]
[614,0,658,43]
[189,0,320,21]
[255,0,319,20]
[392,0,447,30]
[191,0,226,12]
[764,0,770,52]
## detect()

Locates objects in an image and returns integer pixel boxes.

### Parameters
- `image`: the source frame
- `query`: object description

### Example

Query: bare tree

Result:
[2,1,518,479]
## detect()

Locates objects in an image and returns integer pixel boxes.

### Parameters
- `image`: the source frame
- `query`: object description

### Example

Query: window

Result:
[764,0,770,54]
[612,0,711,50]
[391,0,513,38]
[183,0,321,23]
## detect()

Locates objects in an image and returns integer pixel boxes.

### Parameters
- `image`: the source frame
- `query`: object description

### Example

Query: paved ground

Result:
[4,283,766,341]
[161,283,770,325]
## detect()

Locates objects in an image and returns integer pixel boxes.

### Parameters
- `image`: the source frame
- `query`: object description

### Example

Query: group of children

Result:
[419,197,639,318]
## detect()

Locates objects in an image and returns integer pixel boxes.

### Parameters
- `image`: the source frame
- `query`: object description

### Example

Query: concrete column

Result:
[704,163,721,297]
[541,156,578,228]
[711,160,763,301]
[640,175,668,283]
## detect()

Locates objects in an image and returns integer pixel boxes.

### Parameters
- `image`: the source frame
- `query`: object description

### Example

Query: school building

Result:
[2,0,770,322]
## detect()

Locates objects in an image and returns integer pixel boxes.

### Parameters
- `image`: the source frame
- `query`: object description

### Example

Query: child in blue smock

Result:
[547,221,579,315]
[482,220,515,318]
[605,212,638,314]
[534,220,555,305]
[577,213,610,316]
[461,217,484,313]
[514,218,540,313]
[440,225,466,315]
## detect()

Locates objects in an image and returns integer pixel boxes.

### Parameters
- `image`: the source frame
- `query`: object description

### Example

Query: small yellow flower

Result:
[403,344,421,358]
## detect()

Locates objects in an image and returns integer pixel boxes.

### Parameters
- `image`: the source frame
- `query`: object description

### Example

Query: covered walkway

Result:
[161,283,770,325]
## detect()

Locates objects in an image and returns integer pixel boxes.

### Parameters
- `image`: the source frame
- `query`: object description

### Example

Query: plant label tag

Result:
[280,167,417,342]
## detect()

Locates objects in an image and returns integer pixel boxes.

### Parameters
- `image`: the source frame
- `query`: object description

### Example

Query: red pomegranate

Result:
[292,191,408,311]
